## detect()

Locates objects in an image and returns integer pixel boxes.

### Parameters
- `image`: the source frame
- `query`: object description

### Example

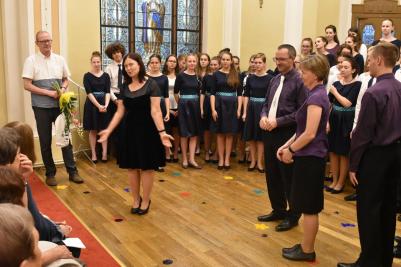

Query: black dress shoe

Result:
[101,158,108,163]
[257,168,265,173]
[257,212,286,222]
[276,219,298,232]
[248,166,255,172]
[217,165,224,170]
[172,158,179,163]
[137,200,151,215]
[130,197,142,214]
[282,244,315,262]
[337,262,360,267]
[91,159,98,164]
[331,187,344,194]
[224,165,231,170]
[344,193,357,201]
[211,159,219,164]
[325,186,334,192]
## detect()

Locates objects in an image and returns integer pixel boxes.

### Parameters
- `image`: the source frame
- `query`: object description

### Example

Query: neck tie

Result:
[118,64,123,90]
[268,75,285,119]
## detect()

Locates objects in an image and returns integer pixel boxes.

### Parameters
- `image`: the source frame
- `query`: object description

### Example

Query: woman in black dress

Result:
[371,19,401,49]
[162,54,180,162]
[197,53,211,157]
[174,54,202,169]
[98,53,173,215]
[83,51,111,163]
[315,36,336,67]
[147,54,170,171]
[211,51,242,170]
[242,53,273,172]
[327,55,361,193]
[345,35,365,74]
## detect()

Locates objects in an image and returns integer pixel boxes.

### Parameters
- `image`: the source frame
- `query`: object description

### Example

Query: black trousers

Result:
[263,126,300,222]
[32,107,77,177]
[356,142,401,267]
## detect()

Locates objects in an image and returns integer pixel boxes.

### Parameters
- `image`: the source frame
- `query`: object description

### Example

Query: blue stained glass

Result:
[101,0,129,26]
[134,29,172,63]
[362,24,375,45]
[177,0,199,30]
[101,26,129,68]
[135,0,172,28]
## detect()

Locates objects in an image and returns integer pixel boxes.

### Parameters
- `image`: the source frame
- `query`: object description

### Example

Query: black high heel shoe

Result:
[130,197,142,214]
[331,186,344,194]
[217,165,224,170]
[137,200,151,215]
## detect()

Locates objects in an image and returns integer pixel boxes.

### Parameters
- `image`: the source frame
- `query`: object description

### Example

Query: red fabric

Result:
[29,173,120,267]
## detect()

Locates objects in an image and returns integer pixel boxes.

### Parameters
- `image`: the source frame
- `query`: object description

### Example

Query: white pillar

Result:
[59,0,68,59]
[222,0,241,56]
[283,0,303,47]
[338,0,363,43]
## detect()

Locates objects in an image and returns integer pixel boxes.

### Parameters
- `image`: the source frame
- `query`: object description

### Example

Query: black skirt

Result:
[290,156,326,214]
[243,99,264,141]
[211,94,238,134]
[178,96,202,137]
[328,105,355,155]
[83,94,110,131]
[202,94,212,131]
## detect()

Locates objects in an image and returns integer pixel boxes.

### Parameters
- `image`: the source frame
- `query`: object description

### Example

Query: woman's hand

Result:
[98,129,111,143]
[164,113,170,122]
[160,132,174,147]
[281,148,294,164]
[19,154,33,179]
[212,110,218,122]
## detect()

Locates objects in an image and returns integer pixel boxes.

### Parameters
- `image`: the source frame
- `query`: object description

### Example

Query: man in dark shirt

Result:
[338,42,401,267]
[257,44,307,232]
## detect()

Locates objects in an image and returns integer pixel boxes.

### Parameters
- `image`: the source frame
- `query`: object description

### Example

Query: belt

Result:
[204,92,211,96]
[333,105,355,112]
[92,92,105,96]
[216,92,237,97]
[250,97,265,103]
[180,95,199,99]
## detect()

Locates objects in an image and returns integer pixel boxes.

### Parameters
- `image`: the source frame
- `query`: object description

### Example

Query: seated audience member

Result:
[0,203,42,267]
[0,166,84,266]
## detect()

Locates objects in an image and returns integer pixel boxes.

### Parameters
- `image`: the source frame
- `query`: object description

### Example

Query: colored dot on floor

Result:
[163,259,174,265]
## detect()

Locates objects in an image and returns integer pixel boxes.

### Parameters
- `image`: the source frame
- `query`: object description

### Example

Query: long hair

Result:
[3,122,36,164]
[196,53,211,78]
[122,53,147,83]
[162,54,179,75]
[325,25,340,44]
[220,51,240,88]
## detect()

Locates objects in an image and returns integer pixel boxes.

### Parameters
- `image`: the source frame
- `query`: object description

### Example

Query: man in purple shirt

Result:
[338,43,401,267]
[257,44,307,232]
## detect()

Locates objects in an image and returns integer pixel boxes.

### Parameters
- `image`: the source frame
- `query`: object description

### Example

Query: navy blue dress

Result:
[201,74,213,131]
[174,72,202,137]
[117,79,165,170]
[149,75,170,132]
[243,74,273,141]
[211,71,242,134]
[328,80,361,155]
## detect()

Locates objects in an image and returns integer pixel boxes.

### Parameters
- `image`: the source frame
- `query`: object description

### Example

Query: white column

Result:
[41,0,52,33]
[222,0,241,56]
[202,0,209,53]
[283,0,303,47]
[338,0,363,42]
[59,0,68,58]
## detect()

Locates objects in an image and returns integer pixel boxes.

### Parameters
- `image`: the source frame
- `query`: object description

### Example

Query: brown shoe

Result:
[69,173,84,184]
[46,176,58,186]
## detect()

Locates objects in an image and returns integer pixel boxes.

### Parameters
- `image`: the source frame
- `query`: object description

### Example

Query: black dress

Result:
[201,74,213,131]
[83,72,111,130]
[149,75,170,131]
[117,79,165,170]
[328,80,361,155]
[211,71,242,134]
[354,53,365,74]
[371,39,401,50]
[243,74,273,141]
[325,53,336,67]
[174,72,202,137]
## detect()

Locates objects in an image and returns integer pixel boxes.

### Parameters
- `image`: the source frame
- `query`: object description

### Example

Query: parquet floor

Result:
[36,155,401,267]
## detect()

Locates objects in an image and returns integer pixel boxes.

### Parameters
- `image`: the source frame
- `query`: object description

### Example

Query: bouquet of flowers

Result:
[52,82,82,147]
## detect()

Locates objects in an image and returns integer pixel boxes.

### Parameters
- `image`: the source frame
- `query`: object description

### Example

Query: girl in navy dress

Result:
[147,54,170,171]
[162,54,180,162]
[315,36,336,67]
[174,53,202,169]
[201,56,220,162]
[345,35,365,74]
[371,19,401,49]
[98,53,173,215]
[242,53,273,172]
[327,56,361,193]
[83,51,111,163]
[233,55,246,163]
[211,51,242,170]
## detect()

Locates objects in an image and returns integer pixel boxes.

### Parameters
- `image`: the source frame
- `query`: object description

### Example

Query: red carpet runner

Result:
[29,173,120,267]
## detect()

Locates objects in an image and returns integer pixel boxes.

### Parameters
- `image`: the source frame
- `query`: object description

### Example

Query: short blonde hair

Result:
[300,54,330,82]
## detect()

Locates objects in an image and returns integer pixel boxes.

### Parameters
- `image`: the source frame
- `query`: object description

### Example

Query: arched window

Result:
[100,0,202,67]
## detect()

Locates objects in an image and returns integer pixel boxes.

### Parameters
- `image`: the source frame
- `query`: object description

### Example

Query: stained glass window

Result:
[362,24,375,46]
[100,0,202,68]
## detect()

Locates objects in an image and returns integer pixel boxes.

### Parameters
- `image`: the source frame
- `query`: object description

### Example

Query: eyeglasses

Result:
[37,39,53,44]
[273,57,290,62]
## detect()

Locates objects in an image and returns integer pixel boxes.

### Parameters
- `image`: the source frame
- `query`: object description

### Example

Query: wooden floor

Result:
[36,155,401,267]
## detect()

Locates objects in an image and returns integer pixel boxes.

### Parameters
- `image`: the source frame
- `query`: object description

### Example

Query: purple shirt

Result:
[294,84,330,158]
[350,73,401,171]
[261,68,307,127]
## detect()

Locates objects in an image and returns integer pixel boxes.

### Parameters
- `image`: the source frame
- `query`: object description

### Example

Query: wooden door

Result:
[352,0,401,45]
